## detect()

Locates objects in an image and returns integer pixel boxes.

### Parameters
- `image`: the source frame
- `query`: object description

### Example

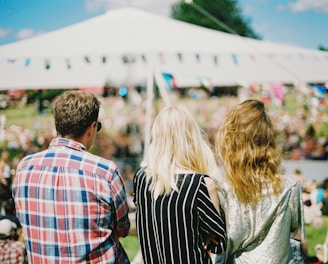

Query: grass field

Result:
[120,235,140,260]
[121,216,328,261]
[305,216,328,256]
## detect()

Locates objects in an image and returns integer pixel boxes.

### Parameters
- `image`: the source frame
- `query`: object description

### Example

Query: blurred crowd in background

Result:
[0,85,327,197]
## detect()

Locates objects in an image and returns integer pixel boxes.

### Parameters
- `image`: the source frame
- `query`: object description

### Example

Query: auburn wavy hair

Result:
[215,99,282,205]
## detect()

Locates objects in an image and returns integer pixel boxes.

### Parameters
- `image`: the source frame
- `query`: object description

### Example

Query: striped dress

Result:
[133,168,226,264]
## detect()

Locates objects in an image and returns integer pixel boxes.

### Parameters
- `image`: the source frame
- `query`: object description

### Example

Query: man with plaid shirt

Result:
[13,91,130,264]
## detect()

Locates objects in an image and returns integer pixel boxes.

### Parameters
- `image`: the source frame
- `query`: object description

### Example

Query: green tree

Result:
[171,0,261,39]
[318,45,328,51]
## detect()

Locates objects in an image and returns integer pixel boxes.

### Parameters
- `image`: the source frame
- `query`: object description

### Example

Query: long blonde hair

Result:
[145,105,219,195]
[216,99,282,205]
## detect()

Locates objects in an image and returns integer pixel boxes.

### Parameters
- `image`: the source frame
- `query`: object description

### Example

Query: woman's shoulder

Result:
[281,173,301,189]
[203,176,217,190]
[182,172,218,186]
[184,172,210,181]
[189,173,218,195]
[176,172,208,187]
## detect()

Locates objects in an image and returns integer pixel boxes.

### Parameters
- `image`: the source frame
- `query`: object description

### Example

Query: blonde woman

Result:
[133,105,226,264]
[215,99,305,264]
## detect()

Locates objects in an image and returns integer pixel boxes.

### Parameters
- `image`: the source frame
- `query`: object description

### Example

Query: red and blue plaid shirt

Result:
[13,138,130,264]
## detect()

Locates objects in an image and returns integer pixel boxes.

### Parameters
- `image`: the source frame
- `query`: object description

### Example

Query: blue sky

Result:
[0,0,327,50]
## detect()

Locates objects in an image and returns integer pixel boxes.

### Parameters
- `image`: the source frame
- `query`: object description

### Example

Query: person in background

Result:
[318,178,328,216]
[294,168,307,189]
[215,99,305,264]
[0,198,24,244]
[13,90,130,264]
[0,219,27,264]
[0,150,12,214]
[133,105,226,264]
[0,198,21,228]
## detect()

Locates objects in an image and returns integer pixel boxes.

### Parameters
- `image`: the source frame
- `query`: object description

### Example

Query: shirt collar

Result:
[49,137,87,152]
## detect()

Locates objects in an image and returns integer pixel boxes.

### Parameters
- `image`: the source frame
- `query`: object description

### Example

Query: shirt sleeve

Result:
[110,168,130,238]
[290,181,305,242]
[197,176,227,254]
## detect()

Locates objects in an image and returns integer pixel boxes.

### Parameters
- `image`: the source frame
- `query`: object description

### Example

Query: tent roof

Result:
[0,7,319,58]
[0,7,328,89]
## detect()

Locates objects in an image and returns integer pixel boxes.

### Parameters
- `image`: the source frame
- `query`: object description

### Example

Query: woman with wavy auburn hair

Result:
[133,105,226,264]
[215,99,305,264]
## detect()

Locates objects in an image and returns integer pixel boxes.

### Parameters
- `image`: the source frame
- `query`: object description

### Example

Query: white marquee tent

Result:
[0,7,328,90]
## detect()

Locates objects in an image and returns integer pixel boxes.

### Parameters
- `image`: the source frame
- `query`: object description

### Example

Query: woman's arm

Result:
[199,176,226,254]
[204,177,220,213]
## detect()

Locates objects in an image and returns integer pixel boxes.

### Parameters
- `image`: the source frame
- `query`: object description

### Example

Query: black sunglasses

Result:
[96,121,102,132]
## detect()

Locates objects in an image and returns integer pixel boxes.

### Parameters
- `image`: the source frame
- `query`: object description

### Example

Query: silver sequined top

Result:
[217,174,305,264]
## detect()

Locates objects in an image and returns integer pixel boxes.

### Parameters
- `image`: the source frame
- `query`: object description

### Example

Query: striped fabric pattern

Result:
[133,168,226,264]
[12,137,130,264]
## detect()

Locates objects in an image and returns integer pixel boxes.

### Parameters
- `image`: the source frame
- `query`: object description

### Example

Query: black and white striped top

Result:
[133,168,226,264]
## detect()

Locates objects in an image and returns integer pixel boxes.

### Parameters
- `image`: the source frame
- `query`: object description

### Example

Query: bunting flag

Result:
[158,53,165,64]
[177,53,183,62]
[119,86,128,97]
[195,53,200,62]
[45,60,50,70]
[199,76,212,93]
[213,55,219,65]
[25,58,30,67]
[271,83,284,102]
[66,59,71,70]
[7,58,16,64]
[141,54,147,63]
[122,55,129,64]
[232,54,238,64]
[310,84,327,100]
[84,56,90,63]
[162,72,178,90]
[122,54,136,64]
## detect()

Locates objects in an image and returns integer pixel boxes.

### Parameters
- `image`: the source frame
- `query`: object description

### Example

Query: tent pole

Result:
[143,66,154,164]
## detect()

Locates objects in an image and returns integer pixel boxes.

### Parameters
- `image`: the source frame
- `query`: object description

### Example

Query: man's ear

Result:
[86,121,96,137]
